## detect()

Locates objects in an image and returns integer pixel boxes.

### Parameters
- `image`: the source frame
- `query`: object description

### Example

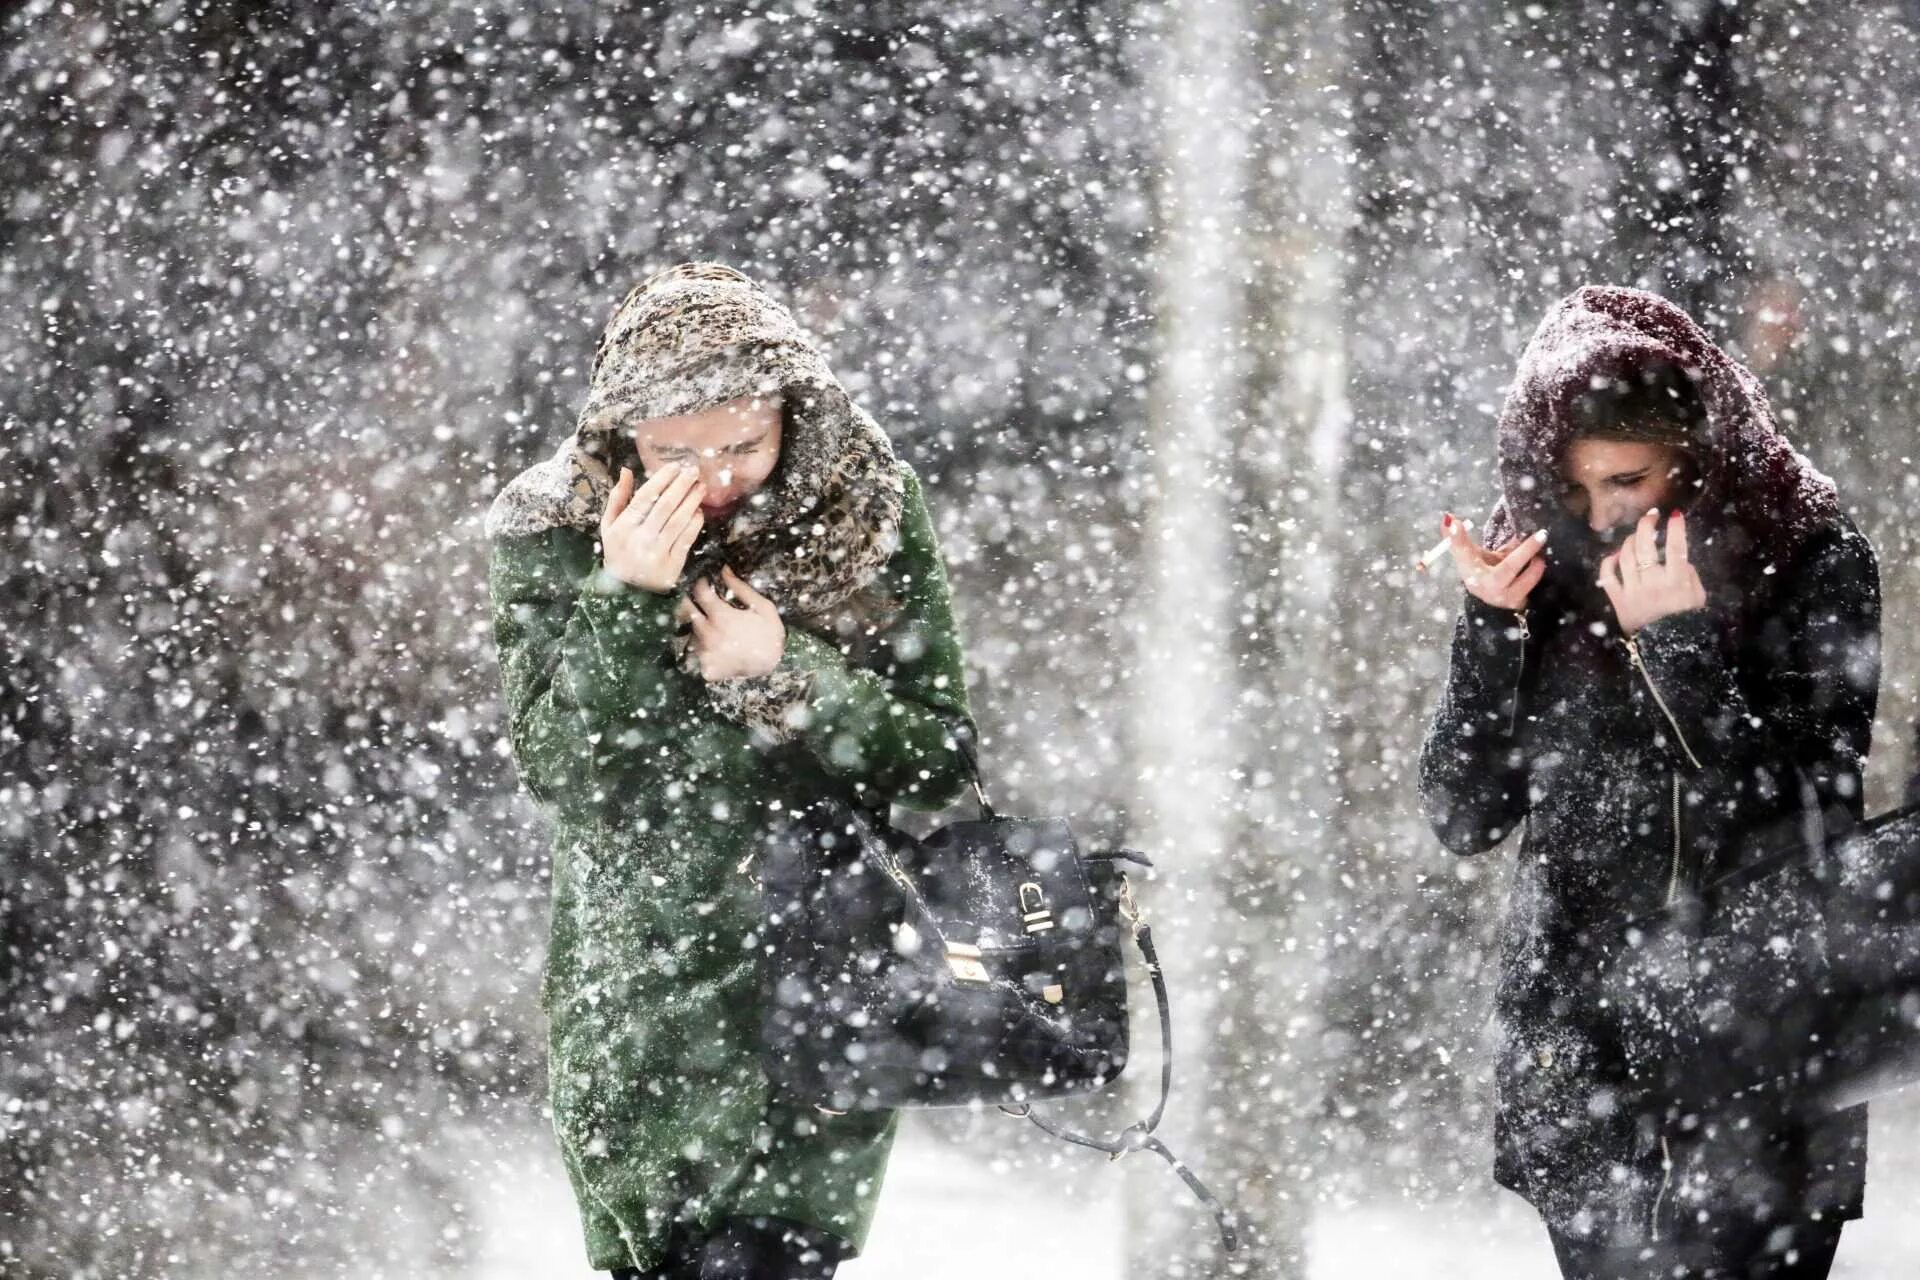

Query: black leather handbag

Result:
[753,723,1238,1250]
[1606,781,1920,1119]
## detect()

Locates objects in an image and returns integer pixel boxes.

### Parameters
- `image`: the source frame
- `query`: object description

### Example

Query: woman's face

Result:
[632,393,783,524]
[1557,438,1696,536]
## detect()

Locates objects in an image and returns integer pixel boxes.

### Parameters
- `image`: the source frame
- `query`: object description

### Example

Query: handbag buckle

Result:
[1019,881,1055,934]
[945,941,992,986]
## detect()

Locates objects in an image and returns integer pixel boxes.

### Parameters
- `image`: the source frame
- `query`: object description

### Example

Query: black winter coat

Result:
[1420,287,1882,1241]
[1421,518,1878,1237]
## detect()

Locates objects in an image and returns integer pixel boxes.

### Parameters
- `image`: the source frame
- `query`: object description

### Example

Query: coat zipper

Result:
[1621,630,1695,1240]
[1664,771,1684,905]
[1507,609,1529,736]
[1647,770,1685,1241]
[1650,1134,1675,1243]
[1621,634,1703,769]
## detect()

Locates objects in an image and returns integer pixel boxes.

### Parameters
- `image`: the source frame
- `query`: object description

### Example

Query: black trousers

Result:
[607,1215,845,1280]
[1547,1218,1844,1280]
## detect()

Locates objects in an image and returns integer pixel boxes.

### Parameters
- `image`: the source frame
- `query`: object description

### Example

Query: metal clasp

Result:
[945,941,992,986]
[1118,874,1144,936]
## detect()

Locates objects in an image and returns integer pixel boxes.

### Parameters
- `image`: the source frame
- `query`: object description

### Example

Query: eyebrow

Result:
[658,432,771,455]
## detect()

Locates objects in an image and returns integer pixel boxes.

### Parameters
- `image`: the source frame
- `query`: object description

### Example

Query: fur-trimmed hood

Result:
[1483,286,1839,598]
[486,262,905,624]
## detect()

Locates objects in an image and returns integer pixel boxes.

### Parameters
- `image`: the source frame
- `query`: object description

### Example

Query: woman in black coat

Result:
[1419,286,1880,1279]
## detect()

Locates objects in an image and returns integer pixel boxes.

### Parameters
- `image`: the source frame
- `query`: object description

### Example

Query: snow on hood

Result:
[1483,285,1838,579]
[484,262,904,622]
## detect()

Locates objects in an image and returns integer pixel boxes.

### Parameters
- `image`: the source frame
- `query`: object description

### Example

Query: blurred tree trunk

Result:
[1123,0,1258,1274]
[1209,3,1358,1274]
[1124,3,1357,1276]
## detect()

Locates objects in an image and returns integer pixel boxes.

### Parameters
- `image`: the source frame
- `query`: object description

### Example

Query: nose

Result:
[1592,496,1644,537]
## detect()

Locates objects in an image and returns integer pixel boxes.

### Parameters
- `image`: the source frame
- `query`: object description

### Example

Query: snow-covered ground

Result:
[452,1093,1920,1279]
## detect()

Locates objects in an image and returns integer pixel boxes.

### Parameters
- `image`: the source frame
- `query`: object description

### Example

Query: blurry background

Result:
[5,1,1920,1276]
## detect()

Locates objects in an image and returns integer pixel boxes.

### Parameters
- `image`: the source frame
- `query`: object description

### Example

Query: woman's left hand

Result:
[685,566,786,681]
[1598,508,1708,635]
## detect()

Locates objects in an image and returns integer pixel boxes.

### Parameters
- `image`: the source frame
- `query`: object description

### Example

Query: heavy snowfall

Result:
[5,3,1920,1278]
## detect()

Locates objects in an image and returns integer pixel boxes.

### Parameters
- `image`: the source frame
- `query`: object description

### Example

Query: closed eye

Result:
[1607,471,1650,487]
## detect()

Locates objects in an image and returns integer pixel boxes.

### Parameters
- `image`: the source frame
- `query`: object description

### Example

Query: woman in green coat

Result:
[486,262,975,1278]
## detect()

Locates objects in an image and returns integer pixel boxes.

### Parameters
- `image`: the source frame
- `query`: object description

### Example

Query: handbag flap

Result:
[906,816,1098,951]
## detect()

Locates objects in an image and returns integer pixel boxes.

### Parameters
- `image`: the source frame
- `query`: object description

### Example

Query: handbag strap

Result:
[943,712,997,819]
[998,874,1241,1253]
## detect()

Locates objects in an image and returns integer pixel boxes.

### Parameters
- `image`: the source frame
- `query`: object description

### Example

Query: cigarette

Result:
[1414,517,1466,573]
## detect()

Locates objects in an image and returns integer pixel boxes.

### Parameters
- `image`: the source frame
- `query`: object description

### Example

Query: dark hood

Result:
[1483,286,1839,603]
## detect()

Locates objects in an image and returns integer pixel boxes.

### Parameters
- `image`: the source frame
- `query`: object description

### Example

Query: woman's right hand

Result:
[1443,513,1547,611]
[600,464,705,593]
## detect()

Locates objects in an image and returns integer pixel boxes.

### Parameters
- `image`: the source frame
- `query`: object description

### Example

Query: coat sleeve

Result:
[1418,593,1533,856]
[714,463,976,812]
[490,527,745,811]
[1626,524,1880,820]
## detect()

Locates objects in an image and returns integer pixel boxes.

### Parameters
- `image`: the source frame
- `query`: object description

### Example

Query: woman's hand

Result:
[1598,508,1707,635]
[600,464,704,593]
[684,566,786,681]
[1444,513,1547,611]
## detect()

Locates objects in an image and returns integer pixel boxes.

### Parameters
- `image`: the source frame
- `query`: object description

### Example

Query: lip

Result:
[700,501,741,520]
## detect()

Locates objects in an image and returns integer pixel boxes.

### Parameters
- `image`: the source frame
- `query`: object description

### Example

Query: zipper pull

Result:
[1506,609,1530,737]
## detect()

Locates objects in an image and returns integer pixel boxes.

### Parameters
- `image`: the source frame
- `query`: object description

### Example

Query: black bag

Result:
[1607,781,1920,1119]
[753,723,1238,1251]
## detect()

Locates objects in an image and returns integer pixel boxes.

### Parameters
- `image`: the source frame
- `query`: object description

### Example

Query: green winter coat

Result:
[490,462,970,1270]
[487,264,973,1272]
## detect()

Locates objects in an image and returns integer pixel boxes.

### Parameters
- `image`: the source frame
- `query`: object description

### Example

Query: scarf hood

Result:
[486,262,905,623]
[1483,286,1838,594]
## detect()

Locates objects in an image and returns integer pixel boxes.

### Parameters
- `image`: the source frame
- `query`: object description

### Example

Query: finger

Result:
[623,462,681,522]
[1633,507,1661,573]
[652,479,707,542]
[667,511,702,563]
[635,468,703,537]
[1597,552,1625,610]
[613,463,678,531]
[1488,529,1548,588]
[1514,555,1547,599]
[719,565,764,610]
[691,577,725,616]
[1455,518,1506,565]
[637,461,681,499]
[1445,516,1485,581]
[603,467,636,530]
[681,581,711,621]
[1666,510,1690,567]
[1614,530,1643,590]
